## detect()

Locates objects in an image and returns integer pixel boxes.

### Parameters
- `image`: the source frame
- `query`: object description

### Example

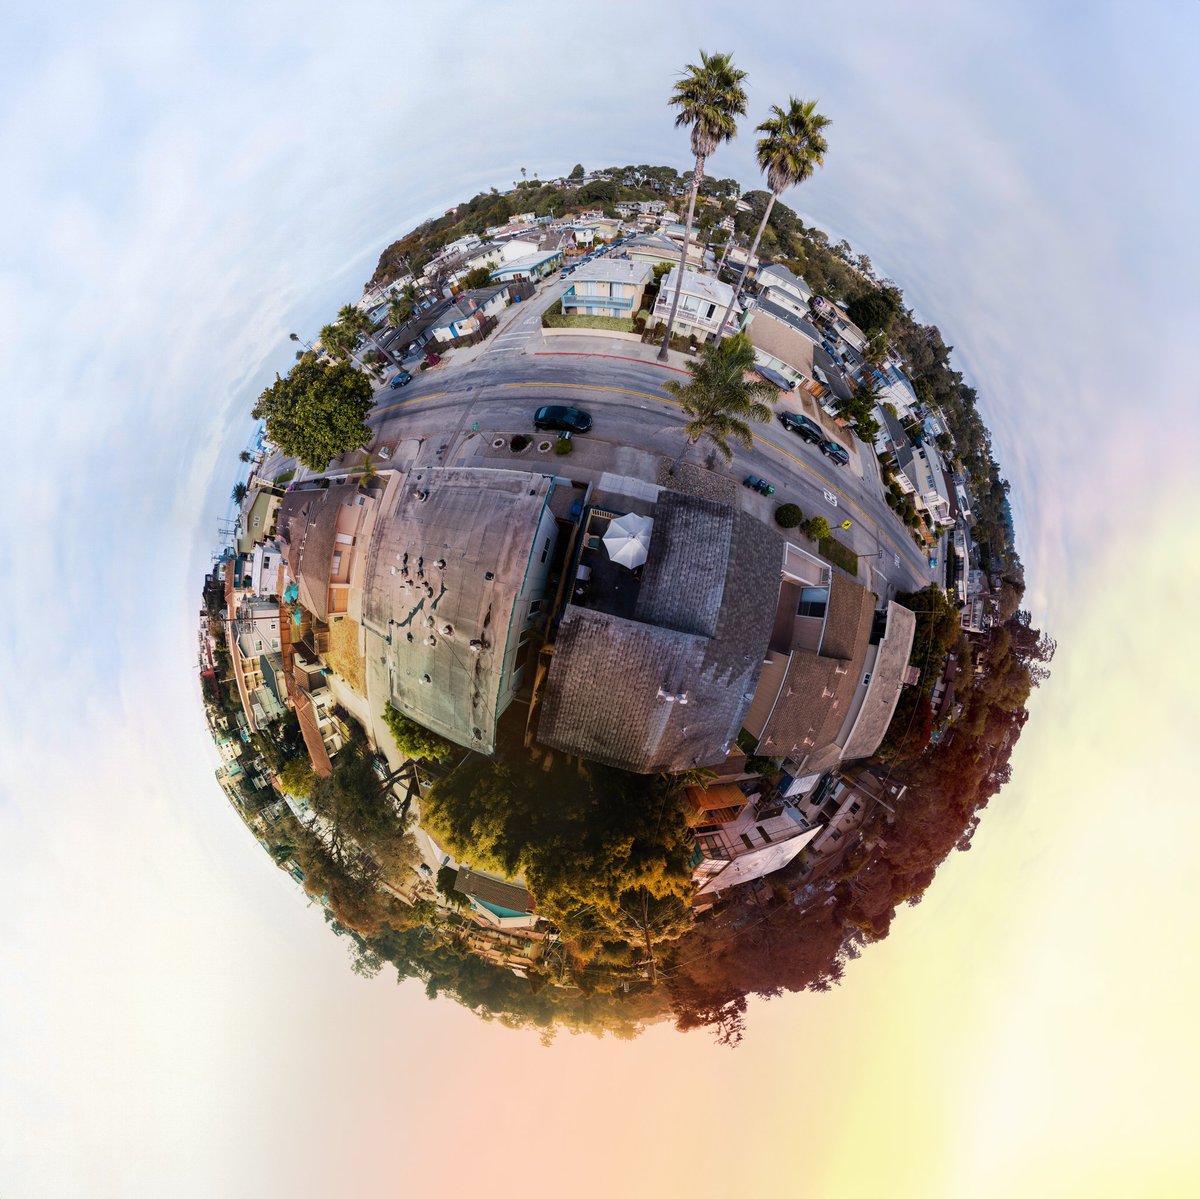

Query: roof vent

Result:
[469,639,485,652]
[441,624,453,636]
[424,637,437,647]
[420,674,431,684]
[436,558,446,569]
[485,571,495,581]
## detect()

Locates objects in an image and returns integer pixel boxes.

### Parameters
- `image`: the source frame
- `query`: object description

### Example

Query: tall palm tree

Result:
[338,303,399,367]
[715,99,830,345]
[231,482,248,505]
[657,51,748,361]
[387,295,413,331]
[662,332,776,472]
[238,450,253,464]
[714,97,830,339]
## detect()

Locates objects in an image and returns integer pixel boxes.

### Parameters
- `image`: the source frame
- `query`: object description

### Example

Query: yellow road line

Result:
[373,390,449,415]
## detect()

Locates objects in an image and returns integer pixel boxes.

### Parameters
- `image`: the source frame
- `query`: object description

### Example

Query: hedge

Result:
[818,535,859,577]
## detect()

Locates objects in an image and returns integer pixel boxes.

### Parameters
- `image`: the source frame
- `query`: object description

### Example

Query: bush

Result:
[804,515,831,541]
[553,437,574,456]
[510,434,531,453]
[774,503,803,529]
[382,705,457,763]
[817,533,859,576]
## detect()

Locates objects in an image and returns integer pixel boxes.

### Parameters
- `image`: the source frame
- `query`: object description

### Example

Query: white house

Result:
[488,249,563,283]
[651,267,741,342]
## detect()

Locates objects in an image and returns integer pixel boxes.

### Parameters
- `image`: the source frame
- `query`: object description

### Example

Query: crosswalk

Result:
[488,322,538,354]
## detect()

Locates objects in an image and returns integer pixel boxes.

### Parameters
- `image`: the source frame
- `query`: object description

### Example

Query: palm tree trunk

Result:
[657,154,705,361]
[715,230,735,277]
[714,191,777,341]
[668,433,699,476]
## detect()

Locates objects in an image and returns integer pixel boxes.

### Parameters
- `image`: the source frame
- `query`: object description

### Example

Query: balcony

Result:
[561,287,634,311]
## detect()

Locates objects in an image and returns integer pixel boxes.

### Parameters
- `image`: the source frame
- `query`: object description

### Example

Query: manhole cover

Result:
[492,438,506,449]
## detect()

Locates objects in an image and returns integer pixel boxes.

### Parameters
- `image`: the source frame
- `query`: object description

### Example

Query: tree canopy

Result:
[382,705,458,763]
[251,354,374,470]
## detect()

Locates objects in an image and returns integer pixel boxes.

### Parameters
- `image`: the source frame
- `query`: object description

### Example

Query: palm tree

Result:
[238,450,253,464]
[657,51,748,361]
[662,332,776,472]
[231,482,248,505]
[715,97,831,340]
[338,303,398,367]
[387,295,413,331]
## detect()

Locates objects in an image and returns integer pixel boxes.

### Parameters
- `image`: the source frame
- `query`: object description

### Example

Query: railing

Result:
[561,289,634,311]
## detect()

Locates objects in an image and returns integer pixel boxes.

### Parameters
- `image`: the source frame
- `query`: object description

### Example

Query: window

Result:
[527,599,541,617]
[540,537,550,564]
[740,833,755,850]
[698,834,731,861]
[849,802,861,815]
[756,826,773,844]
[797,586,829,618]
[514,642,530,672]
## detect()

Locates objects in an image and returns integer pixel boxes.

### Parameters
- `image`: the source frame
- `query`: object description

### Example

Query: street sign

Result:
[840,519,853,530]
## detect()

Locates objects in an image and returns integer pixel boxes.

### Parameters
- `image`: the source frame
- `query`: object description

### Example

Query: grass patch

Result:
[541,299,633,333]
[273,469,295,486]
[818,535,859,576]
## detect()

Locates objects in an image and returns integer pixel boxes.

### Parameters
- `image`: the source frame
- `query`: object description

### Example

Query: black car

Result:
[388,369,413,389]
[534,405,592,433]
[819,438,850,466]
[779,411,825,445]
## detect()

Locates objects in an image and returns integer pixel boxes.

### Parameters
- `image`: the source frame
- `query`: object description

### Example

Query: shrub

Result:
[419,362,429,371]
[553,437,574,456]
[774,503,803,529]
[804,515,831,541]
[382,705,457,762]
[510,434,531,453]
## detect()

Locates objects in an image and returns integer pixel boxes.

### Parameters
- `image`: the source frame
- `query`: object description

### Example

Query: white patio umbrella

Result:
[602,512,654,569]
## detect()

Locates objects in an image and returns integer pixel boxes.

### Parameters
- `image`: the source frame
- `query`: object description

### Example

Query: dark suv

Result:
[819,438,850,466]
[534,405,592,433]
[779,411,825,445]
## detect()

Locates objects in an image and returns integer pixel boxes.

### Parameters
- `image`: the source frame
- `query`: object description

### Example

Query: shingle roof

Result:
[757,581,876,762]
[454,866,535,915]
[566,258,653,286]
[538,495,783,773]
[821,573,873,661]
[634,492,734,637]
[753,297,824,345]
[757,262,812,297]
[747,308,816,378]
[277,484,363,623]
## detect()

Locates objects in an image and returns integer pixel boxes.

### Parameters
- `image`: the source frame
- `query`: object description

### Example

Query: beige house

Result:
[651,267,741,342]
[560,259,653,319]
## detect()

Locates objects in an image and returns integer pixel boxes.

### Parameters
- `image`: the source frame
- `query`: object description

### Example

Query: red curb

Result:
[533,350,692,375]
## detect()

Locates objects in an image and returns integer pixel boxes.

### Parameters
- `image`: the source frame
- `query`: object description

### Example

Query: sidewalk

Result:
[531,332,696,374]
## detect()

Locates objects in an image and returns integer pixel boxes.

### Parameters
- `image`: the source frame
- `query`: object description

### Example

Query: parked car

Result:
[819,439,850,466]
[779,411,824,445]
[389,370,413,389]
[534,405,592,433]
[743,474,775,496]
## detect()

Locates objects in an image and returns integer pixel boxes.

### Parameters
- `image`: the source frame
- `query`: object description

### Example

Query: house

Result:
[802,769,907,858]
[560,259,653,319]
[743,302,823,390]
[453,866,539,930]
[622,233,706,272]
[285,643,346,777]
[236,487,282,555]
[428,285,511,343]
[537,491,784,774]
[248,539,285,598]
[892,444,955,527]
[691,791,822,897]
[538,227,575,255]
[488,248,563,283]
[650,267,741,342]
[276,478,386,625]
[360,467,561,755]
[223,567,284,733]
[741,548,917,775]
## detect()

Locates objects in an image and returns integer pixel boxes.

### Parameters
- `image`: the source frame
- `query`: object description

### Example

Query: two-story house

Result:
[560,259,653,320]
[651,267,741,342]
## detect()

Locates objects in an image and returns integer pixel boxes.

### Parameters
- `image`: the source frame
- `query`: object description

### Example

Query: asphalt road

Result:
[264,278,933,597]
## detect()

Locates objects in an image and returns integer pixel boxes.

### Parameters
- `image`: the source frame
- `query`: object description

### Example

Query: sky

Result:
[2,1,1198,1195]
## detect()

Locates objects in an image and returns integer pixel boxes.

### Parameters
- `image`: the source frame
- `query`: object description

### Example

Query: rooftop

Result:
[538,492,783,774]
[659,266,737,307]
[361,467,554,754]
[565,258,653,286]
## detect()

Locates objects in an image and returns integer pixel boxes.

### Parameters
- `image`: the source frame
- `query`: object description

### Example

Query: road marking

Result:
[823,489,838,508]
[373,390,449,415]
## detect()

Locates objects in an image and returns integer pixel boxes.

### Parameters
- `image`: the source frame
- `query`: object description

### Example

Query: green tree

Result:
[238,449,253,464]
[231,481,248,505]
[462,265,494,290]
[382,705,458,763]
[387,295,413,330]
[279,758,316,799]
[864,329,889,367]
[846,287,902,335]
[804,514,831,540]
[251,355,374,470]
[716,97,831,339]
[568,162,585,180]
[657,51,748,360]
[338,303,398,366]
[662,332,775,472]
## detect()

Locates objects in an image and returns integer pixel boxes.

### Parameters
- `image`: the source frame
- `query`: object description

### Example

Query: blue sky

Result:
[2,2,1198,1195]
